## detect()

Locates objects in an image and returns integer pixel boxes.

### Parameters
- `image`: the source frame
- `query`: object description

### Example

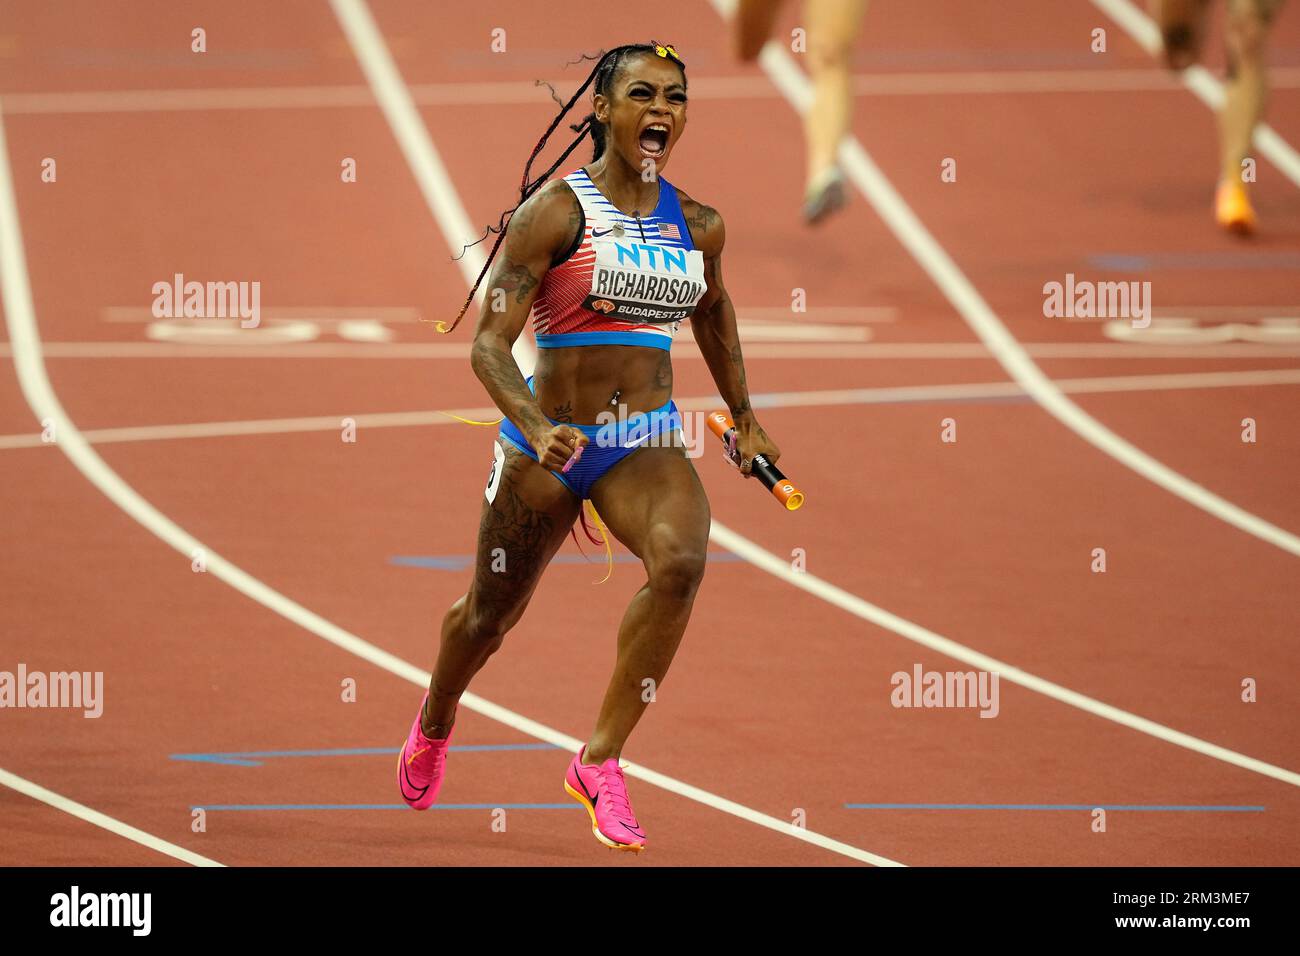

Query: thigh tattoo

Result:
[472,444,563,616]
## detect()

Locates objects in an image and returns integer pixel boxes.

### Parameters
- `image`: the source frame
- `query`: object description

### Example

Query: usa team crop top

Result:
[531,167,707,352]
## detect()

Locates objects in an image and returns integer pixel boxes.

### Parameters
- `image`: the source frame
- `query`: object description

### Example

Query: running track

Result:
[1,0,1297,866]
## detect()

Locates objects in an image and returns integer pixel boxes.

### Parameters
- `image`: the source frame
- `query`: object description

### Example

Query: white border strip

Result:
[1089,0,1300,188]
[0,766,223,867]
[713,0,1300,557]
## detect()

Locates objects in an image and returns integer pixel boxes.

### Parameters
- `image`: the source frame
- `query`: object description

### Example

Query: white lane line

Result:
[326,0,536,375]
[0,341,476,359]
[0,70,1258,114]
[708,524,1300,789]
[5,69,1299,114]
[2,367,1298,451]
[0,120,894,874]
[102,305,426,323]
[751,367,1300,407]
[712,0,1300,558]
[1089,0,1300,188]
[738,322,870,341]
[10,340,1300,361]
[0,85,382,113]
[740,305,898,322]
[0,766,223,867]
[1049,367,1300,393]
[0,408,487,449]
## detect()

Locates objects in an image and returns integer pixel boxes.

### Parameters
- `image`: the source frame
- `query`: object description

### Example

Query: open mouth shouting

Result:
[638,122,670,161]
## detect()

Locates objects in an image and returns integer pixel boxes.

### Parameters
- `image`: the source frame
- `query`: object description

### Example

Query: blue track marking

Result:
[844,803,1265,811]
[171,743,563,767]
[178,745,580,812]
[1090,252,1300,271]
[191,803,582,811]
[749,393,1033,410]
[390,551,744,571]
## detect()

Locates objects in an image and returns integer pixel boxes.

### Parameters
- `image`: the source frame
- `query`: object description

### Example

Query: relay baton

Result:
[706,411,804,511]
[561,441,584,473]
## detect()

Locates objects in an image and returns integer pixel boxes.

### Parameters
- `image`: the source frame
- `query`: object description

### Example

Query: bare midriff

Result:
[533,343,674,425]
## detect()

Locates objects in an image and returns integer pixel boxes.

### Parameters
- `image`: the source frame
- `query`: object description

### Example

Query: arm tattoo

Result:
[728,342,750,415]
[680,199,748,418]
[495,259,538,304]
[472,337,548,435]
[703,257,730,317]
[489,189,554,303]
[685,201,719,238]
[563,201,583,256]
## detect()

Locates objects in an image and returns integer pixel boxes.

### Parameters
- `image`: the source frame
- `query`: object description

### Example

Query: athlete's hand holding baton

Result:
[708,410,804,510]
[530,424,589,474]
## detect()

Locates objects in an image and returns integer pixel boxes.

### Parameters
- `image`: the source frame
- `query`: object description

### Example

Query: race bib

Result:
[484,439,505,504]
[583,238,706,325]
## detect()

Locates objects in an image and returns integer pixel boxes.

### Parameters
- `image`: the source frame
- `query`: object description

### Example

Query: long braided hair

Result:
[434,42,686,335]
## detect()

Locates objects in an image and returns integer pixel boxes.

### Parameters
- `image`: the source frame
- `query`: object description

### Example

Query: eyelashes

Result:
[627,86,688,103]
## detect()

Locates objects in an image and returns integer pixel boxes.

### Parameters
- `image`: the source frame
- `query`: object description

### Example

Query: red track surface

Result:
[1,0,1297,866]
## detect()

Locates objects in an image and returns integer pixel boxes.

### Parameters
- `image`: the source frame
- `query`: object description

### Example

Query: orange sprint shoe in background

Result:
[1215,180,1256,235]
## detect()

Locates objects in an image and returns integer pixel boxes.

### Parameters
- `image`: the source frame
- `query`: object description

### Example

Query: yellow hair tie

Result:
[585,501,614,584]
[434,409,504,427]
[433,410,613,583]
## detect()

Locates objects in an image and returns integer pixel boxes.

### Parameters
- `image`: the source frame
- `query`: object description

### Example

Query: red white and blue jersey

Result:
[532,167,707,351]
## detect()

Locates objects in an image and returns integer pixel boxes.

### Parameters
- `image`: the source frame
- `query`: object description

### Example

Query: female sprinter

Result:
[1149,0,1286,232]
[734,0,870,224]
[396,42,781,852]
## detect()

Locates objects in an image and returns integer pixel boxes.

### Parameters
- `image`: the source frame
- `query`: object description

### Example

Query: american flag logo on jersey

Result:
[658,222,681,241]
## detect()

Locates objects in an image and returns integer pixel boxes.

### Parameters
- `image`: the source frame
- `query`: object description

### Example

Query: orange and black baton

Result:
[707,410,805,511]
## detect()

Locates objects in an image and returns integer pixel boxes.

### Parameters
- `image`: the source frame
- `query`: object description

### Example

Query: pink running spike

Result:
[563,747,646,851]
[397,692,454,810]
